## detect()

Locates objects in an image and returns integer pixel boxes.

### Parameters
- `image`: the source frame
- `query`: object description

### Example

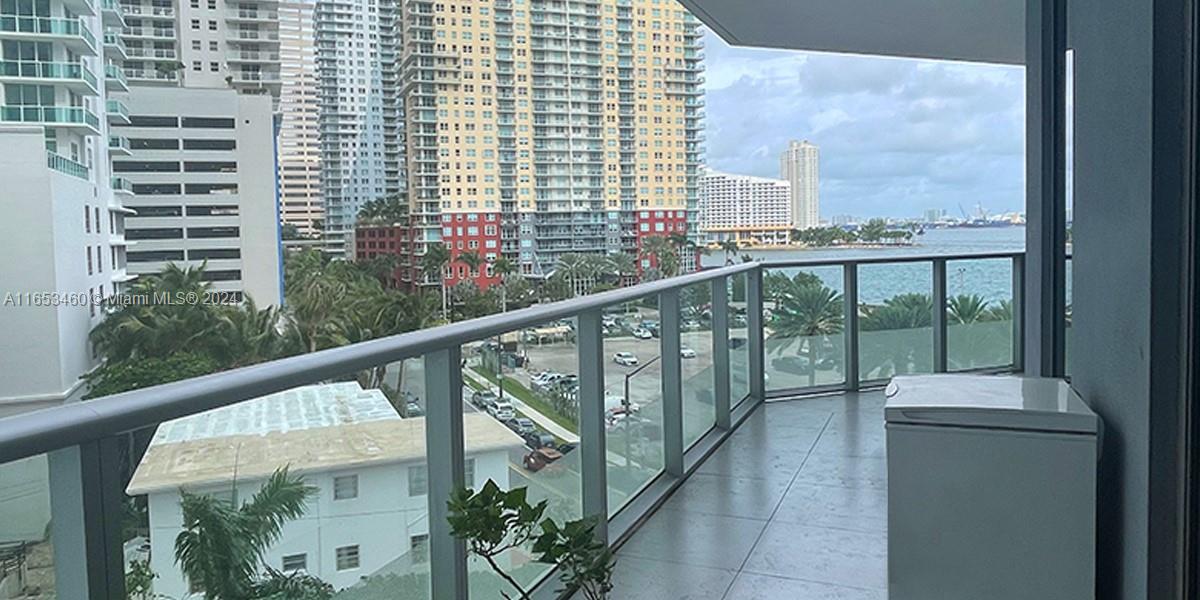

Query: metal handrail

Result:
[0,261,757,464]
[760,249,1024,269]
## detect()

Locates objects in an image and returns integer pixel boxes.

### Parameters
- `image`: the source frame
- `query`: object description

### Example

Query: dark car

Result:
[772,356,813,375]
[729,337,748,349]
[557,442,577,454]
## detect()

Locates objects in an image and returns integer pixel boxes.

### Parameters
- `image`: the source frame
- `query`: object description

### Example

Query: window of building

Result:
[126,116,179,128]
[192,60,201,71]
[129,138,180,150]
[333,474,358,500]
[126,228,184,240]
[84,206,90,233]
[181,117,235,129]
[335,546,360,571]
[186,205,239,216]
[209,61,219,71]
[190,18,200,29]
[465,458,475,487]
[113,161,181,173]
[132,183,182,195]
[187,248,240,260]
[184,161,238,173]
[407,465,427,496]
[199,269,241,282]
[281,553,307,573]
[128,250,185,262]
[184,183,238,195]
[129,205,183,217]
[207,20,217,31]
[182,138,237,151]
[86,247,92,275]
[187,226,239,239]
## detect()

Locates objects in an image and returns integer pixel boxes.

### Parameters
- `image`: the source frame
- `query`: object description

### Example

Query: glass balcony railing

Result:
[110,175,133,192]
[104,62,127,87]
[45,150,89,179]
[106,98,129,118]
[0,15,96,52]
[0,254,1025,599]
[0,60,98,91]
[108,134,131,153]
[0,104,100,130]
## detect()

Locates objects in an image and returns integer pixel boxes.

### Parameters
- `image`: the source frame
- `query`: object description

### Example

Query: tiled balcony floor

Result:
[610,391,888,599]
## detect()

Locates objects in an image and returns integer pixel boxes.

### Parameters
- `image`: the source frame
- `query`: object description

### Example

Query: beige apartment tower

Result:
[397,0,705,288]
[780,139,819,230]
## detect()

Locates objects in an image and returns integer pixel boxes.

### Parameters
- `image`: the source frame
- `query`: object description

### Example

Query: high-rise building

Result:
[111,0,283,303]
[0,0,132,411]
[119,0,282,102]
[396,0,705,289]
[277,0,322,239]
[698,171,792,247]
[113,87,282,304]
[780,139,819,230]
[315,0,401,256]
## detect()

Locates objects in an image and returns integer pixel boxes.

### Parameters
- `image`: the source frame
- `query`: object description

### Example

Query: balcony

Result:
[100,0,126,27]
[122,25,174,39]
[0,60,98,95]
[108,134,132,156]
[224,8,279,21]
[104,62,127,91]
[0,252,1033,599]
[45,150,89,180]
[0,104,101,134]
[110,175,133,194]
[124,46,175,60]
[123,66,177,82]
[102,31,127,60]
[105,98,129,124]
[0,15,97,55]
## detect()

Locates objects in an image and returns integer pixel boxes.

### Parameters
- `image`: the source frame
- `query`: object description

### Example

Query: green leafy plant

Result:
[125,558,157,599]
[447,481,616,600]
[447,481,548,599]
[532,516,615,600]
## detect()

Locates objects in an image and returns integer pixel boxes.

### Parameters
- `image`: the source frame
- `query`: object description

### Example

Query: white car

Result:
[488,400,515,421]
[613,352,639,366]
[632,328,653,340]
[680,347,697,359]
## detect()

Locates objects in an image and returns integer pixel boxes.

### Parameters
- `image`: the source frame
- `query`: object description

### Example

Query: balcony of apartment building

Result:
[0,14,97,56]
[0,1,1196,600]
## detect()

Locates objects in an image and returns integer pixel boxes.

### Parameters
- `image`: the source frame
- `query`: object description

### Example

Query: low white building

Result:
[127,382,524,597]
[698,171,793,247]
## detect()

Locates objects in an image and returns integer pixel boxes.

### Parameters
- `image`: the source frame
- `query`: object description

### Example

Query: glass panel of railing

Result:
[763,265,846,392]
[1065,256,1073,377]
[946,257,1015,370]
[0,453,56,600]
[680,281,715,448]
[858,262,934,382]
[729,272,750,407]
[604,294,664,514]
[460,319,581,597]
[119,358,431,600]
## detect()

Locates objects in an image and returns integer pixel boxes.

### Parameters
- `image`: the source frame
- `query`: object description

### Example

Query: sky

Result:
[701,30,1026,220]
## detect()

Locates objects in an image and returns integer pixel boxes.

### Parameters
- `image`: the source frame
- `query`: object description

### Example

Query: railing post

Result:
[746,266,766,403]
[843,263,861,390]
[576,310,608,539]
[711,276,731,429]
[47,438,126,600]
[1012,254,1026,371]
[660,288,684,477]
[932,258,948,372]
[424,348,468,600]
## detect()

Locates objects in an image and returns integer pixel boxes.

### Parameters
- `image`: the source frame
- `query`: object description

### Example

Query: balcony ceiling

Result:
[678,0,1024,65]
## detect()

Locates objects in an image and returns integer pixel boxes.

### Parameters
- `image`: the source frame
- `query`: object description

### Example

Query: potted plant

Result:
[447,481,615,599]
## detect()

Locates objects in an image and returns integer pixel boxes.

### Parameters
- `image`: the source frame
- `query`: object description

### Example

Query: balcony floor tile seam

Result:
[729,568,887,596]
[730,406,833,575]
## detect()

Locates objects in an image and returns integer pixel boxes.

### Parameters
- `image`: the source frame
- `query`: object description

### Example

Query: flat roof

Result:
[127,383,525,495]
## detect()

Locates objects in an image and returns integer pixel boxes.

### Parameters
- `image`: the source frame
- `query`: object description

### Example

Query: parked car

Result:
[512,417,535,435]
[471,390,498,409]
[557,442,577,454]
[680,346,697,359]
[772,356,813,375]
[632,328,653,339]
[613,351,639,366]
[729,337,748,349]
[523,447,564,473]
[404,401,424,417]
[524,431,557,449]
[488,400,515,421]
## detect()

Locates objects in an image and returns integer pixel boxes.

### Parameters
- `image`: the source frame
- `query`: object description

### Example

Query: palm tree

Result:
[605,252,638,287]
[857,219,889,244]
[356,195,407,225]
[948,294,991,324]
[175,467,316,600]
[769,279,844,386]
[216,297,291,366]
[640,235,679,278]
[719,240,740,265]
[457,250,483,280]
[859,293,934,377]
[555,254,589,297]
[492,256,518,311]
[420,243,451,320]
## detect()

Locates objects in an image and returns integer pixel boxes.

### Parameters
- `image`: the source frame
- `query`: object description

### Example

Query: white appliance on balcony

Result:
[884,374,1099,600]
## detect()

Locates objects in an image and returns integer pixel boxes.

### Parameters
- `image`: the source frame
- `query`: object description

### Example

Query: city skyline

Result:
[702,29,1025,220]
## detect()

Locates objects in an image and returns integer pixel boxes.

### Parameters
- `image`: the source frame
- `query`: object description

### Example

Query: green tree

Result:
[718,240,740,265]
[769,278,844,386]
[457,250,484,280]
[857,219,889,243]
[280,223,304,241]
[493,256,518,312]
[947,294,991,324]
[356,196,407,225]
[859,293,934,378]
[84,352,220,399]
[420,243,451,320]
[175,467,316,600]
[640,235,679,278]
[604,252,638,287]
